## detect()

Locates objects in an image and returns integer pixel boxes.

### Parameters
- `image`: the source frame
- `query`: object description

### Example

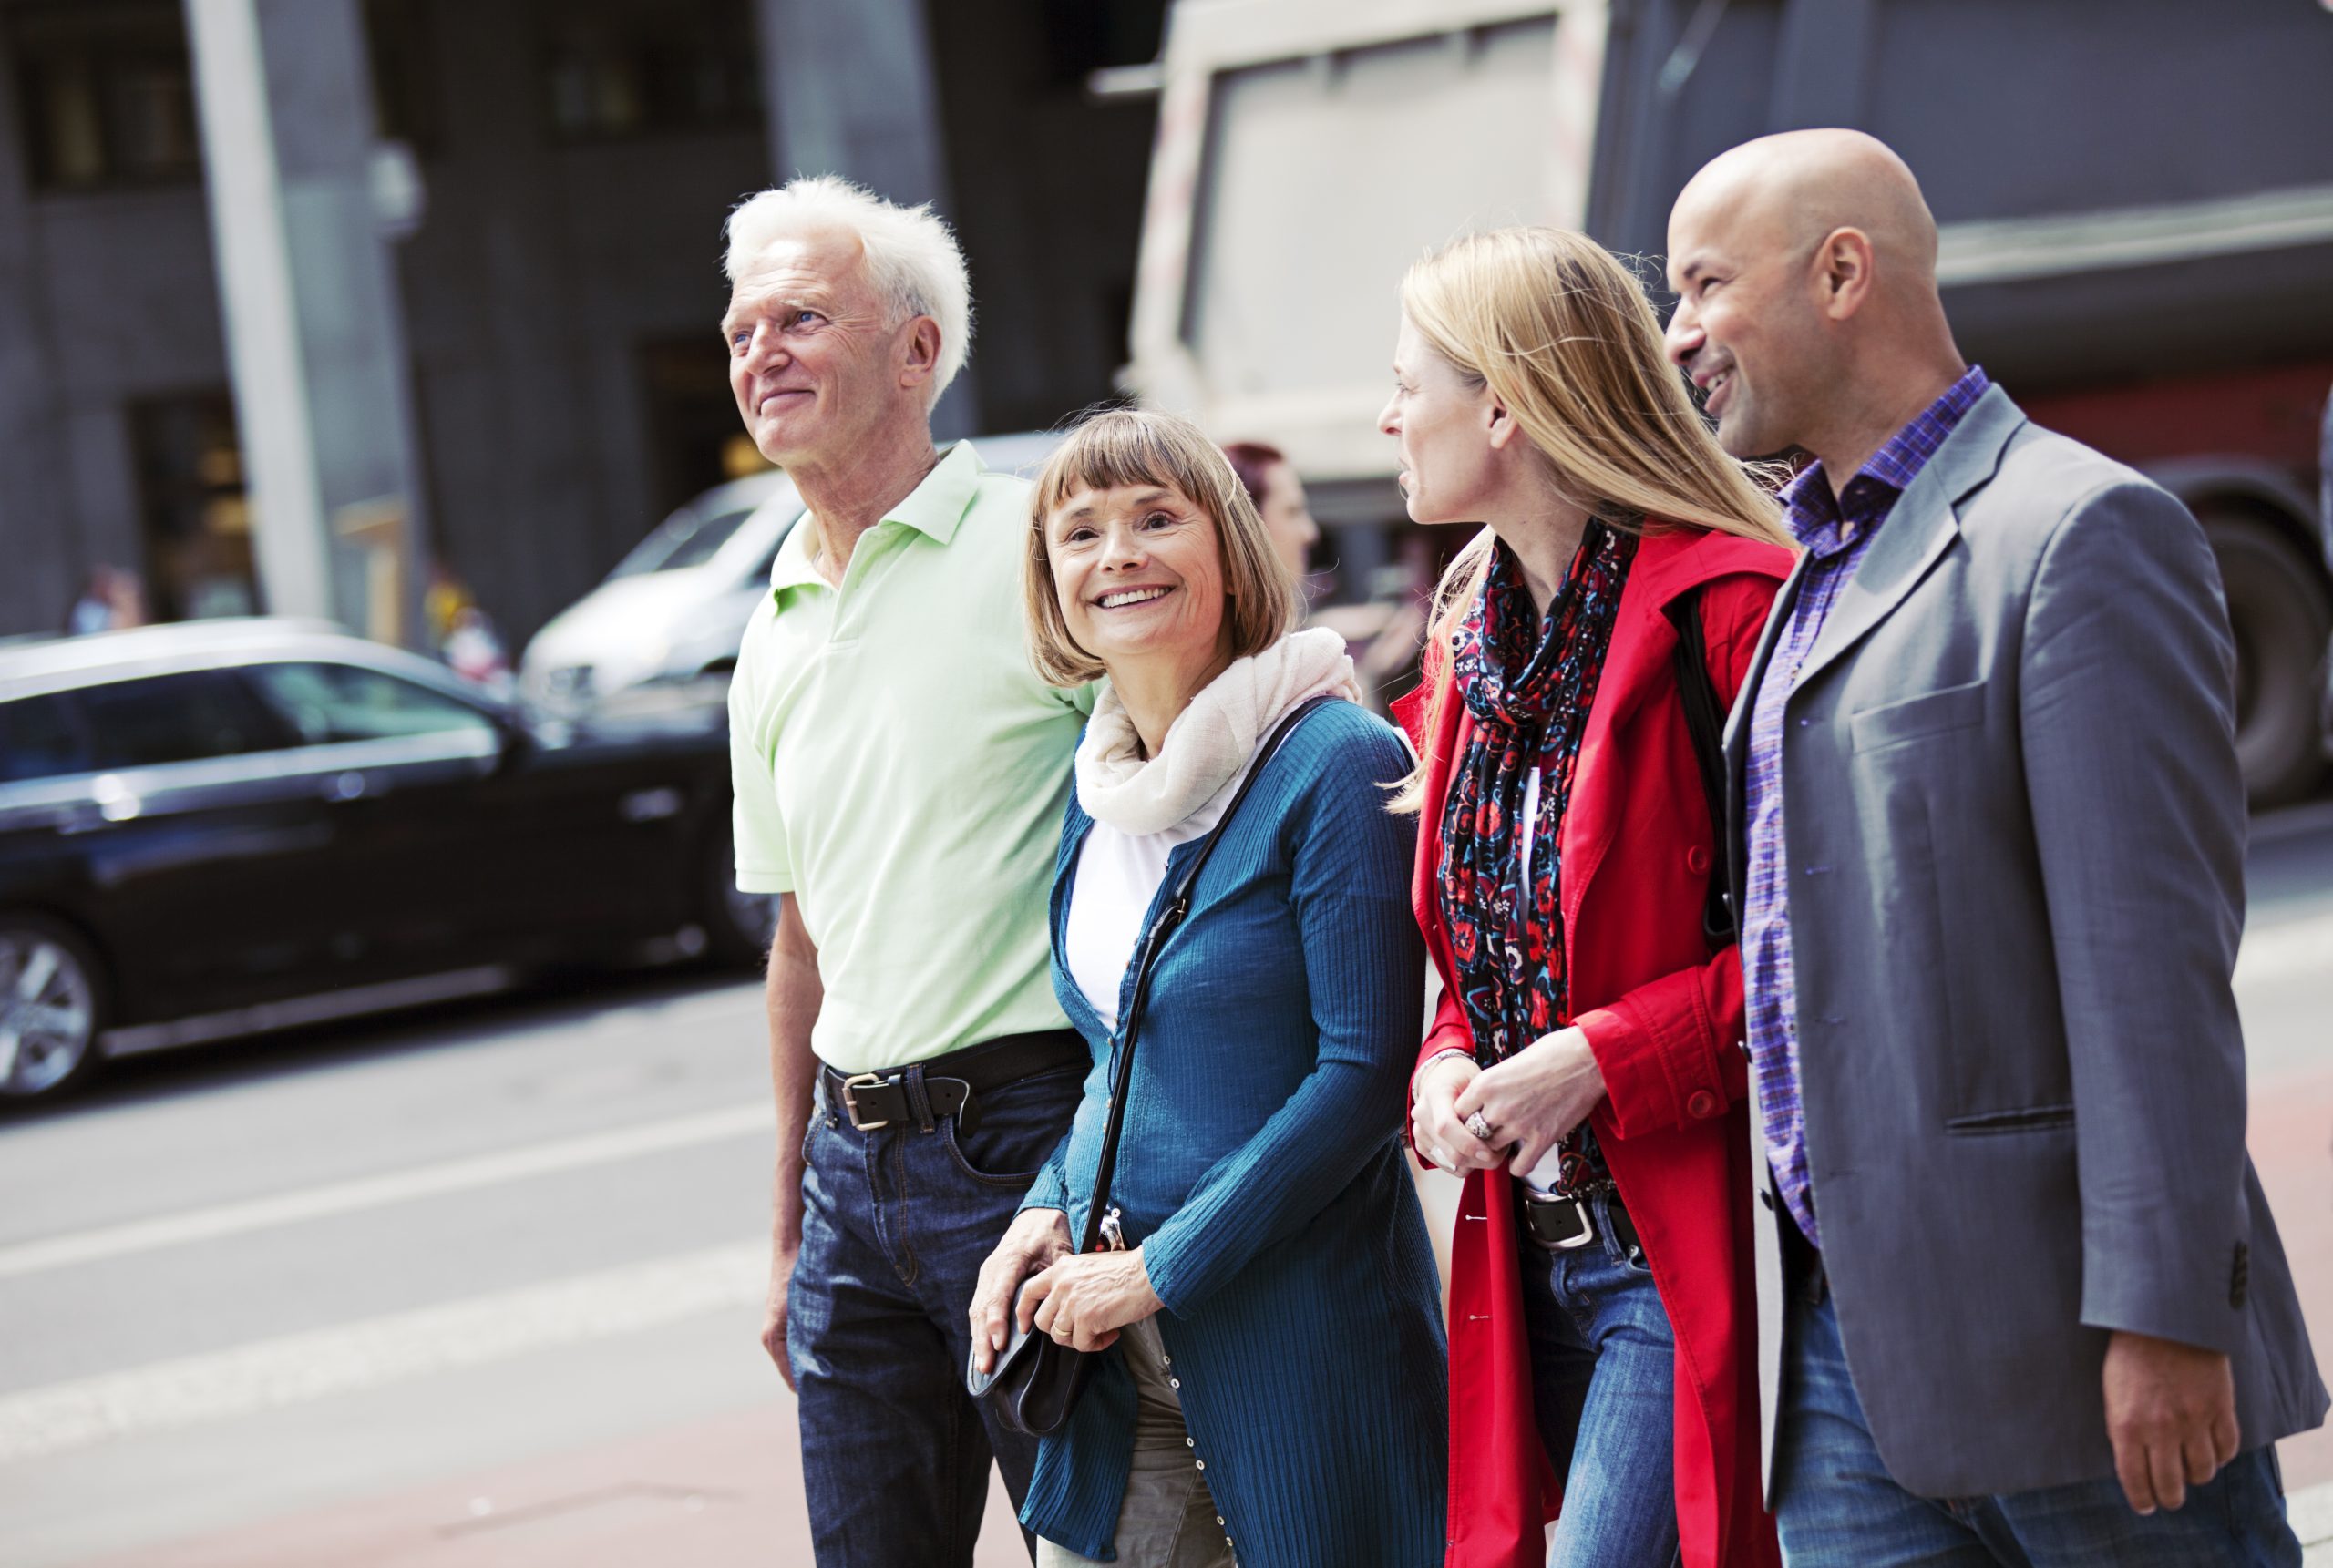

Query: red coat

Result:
[1395,525,1789,1568]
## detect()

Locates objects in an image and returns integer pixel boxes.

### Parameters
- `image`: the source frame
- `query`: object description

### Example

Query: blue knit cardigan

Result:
[1016,699,1449,1566]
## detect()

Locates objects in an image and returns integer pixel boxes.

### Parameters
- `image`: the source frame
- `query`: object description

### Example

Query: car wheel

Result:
[0,915,107,1101]
[701,825,777,968]
[2205,511,2331,808]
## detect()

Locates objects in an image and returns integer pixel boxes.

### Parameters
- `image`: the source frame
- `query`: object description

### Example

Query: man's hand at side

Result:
[762,1235,802,1382]
[2103,1329,2240,1514]
[760,893,822,1389]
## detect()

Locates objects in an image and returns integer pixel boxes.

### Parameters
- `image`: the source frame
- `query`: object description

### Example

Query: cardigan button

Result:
[1687,1090,1720,1119]
[1686,845,1712,875]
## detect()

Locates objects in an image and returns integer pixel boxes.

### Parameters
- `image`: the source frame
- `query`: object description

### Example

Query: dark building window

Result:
[1038,0,1168,90]
[363,0,442,156]
[130,393,256,622]
[7,0,200,191]
[638,338,770,523]
[536,0,761,142]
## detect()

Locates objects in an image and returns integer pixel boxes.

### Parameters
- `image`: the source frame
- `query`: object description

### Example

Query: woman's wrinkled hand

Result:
[1020,1245,1164,1353]
[1412,1052,1503,1174]
[1452,1026,1608,1179]
[970,1207,1074,1375]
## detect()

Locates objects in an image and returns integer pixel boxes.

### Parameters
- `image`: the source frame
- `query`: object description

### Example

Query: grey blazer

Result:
[1725,385,2328,1498]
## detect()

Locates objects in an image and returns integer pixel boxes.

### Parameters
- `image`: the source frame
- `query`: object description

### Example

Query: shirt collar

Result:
[1780,365,1990,555]
[766,439,987,596]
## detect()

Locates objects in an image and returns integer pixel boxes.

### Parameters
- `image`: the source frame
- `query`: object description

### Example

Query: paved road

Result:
[1,804,2329,1566]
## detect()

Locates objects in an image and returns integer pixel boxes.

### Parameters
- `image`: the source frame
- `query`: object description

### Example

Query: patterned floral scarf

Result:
[1437,521,1637,1065]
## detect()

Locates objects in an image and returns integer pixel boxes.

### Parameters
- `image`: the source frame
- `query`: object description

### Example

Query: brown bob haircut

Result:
[1023,408,1300,689]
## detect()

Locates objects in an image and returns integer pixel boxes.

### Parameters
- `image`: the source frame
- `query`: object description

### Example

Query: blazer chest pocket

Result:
[1849,680,1985,753]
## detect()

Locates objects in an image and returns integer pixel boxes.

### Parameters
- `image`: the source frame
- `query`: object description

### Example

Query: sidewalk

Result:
[79,1399,1028,1568]
[77,1070,2333,1565]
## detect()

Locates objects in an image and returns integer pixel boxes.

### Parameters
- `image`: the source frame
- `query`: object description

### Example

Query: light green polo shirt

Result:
[728,441,1089,1073]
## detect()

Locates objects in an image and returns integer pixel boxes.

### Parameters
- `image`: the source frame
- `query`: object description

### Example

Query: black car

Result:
[0,620,774,1100]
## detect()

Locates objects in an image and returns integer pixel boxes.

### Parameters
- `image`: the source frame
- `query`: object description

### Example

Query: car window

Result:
[608,505,756,577]
[244,662,499,746]
[0,692,96,783]
[78,671,297,769]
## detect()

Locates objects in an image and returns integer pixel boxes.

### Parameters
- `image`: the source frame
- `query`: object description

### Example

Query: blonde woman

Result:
[1386,229,1793,1568]
[969,409,1447,1567]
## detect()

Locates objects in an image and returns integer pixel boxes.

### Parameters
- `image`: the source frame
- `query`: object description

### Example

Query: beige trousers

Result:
[1034,1317,1237,1568]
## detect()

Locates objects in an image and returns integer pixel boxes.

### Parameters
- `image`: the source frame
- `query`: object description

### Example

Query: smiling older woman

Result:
[968,409,1447,1567]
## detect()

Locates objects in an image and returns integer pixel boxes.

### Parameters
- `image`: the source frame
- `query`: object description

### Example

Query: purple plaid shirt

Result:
[1742,366,1990,1247]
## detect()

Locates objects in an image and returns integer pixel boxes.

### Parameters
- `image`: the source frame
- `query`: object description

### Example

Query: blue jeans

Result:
[1519,1190,1683,1568]
[789,1053,1085,1567]
[1775,1267,2300,1567]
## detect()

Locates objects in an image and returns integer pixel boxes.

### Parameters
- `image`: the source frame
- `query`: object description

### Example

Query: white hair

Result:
[723,176,973,402]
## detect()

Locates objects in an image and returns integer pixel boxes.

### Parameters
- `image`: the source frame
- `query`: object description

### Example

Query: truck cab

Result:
[1127,0,2333,803]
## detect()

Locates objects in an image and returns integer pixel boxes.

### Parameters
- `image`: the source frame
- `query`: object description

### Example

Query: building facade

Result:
[0,0,1164,645]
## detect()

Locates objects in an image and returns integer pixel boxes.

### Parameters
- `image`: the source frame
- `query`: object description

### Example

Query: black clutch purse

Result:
[966,696,1335,1438]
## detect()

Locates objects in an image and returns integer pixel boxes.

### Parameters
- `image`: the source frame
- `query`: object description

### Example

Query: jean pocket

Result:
[941,1069,1083,1186]
[1943,1103,2074,1136]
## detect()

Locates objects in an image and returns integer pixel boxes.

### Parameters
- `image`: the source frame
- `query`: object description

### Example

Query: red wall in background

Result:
[2017,359,2333,480]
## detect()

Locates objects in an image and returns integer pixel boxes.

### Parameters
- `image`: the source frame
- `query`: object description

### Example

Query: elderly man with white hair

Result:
[723,176,1090,1565]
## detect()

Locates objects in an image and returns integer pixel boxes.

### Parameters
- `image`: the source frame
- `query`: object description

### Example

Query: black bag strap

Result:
[1074,693,1341,1254]
[1662,588,1737,948]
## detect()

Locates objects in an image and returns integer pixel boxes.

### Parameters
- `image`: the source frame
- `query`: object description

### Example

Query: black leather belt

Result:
[1521,1184,1640,1258]
[818,1030,1085,1136]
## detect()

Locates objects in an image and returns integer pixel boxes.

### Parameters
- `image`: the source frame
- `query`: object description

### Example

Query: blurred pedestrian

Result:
[722,176,1092,1566]
[1664,128,2327,1566]
[1389,228,1792,1568]
[971,408,1445,1567]
[66,566,147,636]
[1223,441,1320,582]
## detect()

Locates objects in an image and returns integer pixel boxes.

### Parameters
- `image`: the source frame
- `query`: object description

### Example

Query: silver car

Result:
[519,433,1068,718]
[519,472,800,717]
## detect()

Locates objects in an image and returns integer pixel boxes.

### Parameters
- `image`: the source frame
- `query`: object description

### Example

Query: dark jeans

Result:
[1518,1189,1684,1568]
[1775,1247,2300,1567]
[789,1052,1085,1567]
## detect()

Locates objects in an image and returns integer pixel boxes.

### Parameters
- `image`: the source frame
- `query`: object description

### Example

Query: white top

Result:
[1065,766,1247,1030]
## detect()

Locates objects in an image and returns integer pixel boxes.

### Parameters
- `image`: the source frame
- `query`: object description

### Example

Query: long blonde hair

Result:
[1386,227,1793,812]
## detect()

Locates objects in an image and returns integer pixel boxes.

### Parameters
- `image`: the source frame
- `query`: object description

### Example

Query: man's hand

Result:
[762,1236,802,1389]
[1412,1054,1498,1174]
[1020,1245,1164,1352]
[1453,1026,1608,1179]
[2103,1329,2240,1514]
[970,1208,1074,1374]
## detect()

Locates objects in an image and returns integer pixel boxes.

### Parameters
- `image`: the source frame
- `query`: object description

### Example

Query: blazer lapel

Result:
[1791,386,2028,693]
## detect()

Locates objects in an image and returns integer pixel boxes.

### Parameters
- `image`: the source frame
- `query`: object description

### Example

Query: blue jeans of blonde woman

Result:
[1519,1187,1683,1568]
[1036,1317,1236,1568]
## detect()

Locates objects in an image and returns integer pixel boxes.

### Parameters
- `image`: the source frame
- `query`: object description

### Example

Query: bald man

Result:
[1665,130,2326,1566]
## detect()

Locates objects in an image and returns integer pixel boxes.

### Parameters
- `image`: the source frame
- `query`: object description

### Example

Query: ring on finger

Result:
[1465,1111,1495,1143]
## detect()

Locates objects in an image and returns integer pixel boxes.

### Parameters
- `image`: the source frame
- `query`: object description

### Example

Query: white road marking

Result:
[2235,910,2333,989]
[0,1241,765,1465]
[0,1102,771,1282]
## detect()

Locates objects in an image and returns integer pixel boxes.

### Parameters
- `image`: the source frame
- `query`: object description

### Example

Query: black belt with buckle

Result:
[1521,1184,1641,1258]
[818,1030,1085,1135]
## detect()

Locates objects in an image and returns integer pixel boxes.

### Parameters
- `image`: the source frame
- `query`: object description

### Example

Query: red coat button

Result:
[1687,1090,1720,1119]
[1686,845,1712,875]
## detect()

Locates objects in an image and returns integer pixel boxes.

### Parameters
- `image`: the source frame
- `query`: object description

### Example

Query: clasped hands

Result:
[969,1207,1163,1376]
[1411,1025,1607,1180]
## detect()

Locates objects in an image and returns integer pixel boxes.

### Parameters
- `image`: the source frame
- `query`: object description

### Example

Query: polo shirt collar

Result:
[887,439,984,543]
[766,439,988,596]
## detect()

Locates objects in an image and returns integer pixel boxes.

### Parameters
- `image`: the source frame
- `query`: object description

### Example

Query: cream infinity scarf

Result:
[1074,627,1362,835]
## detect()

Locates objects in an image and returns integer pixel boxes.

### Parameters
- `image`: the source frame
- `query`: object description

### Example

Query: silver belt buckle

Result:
[1526,1192,1597,1250]
[840,1071,892,1132]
